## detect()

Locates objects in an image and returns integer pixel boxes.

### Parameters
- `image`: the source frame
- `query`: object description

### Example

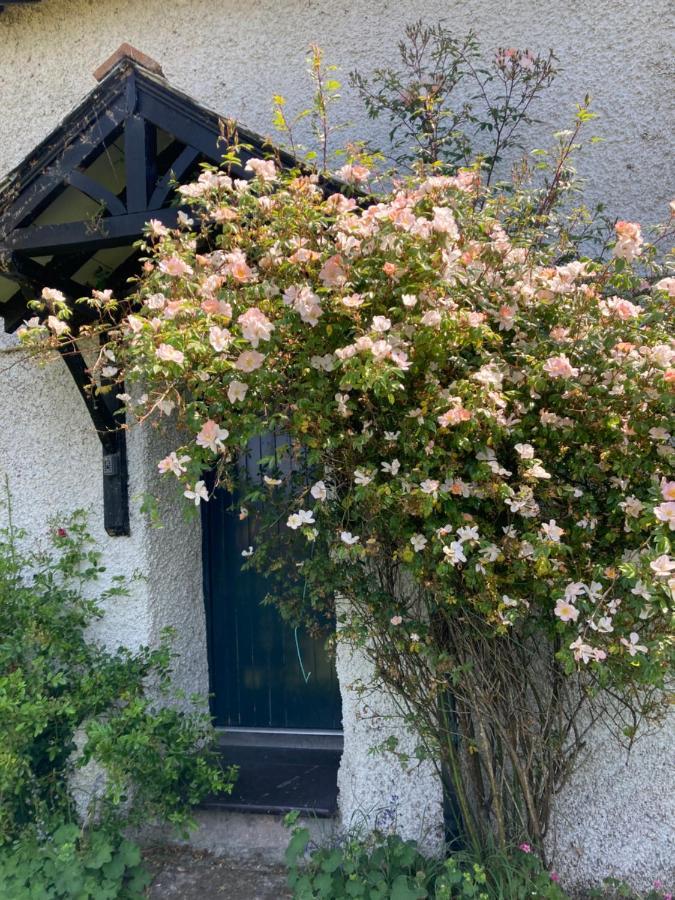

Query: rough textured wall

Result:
[1,0,674,889]
[549,717,675,891]
[0,0,673,224]
[0,330,208,697]
[336,641,445,853]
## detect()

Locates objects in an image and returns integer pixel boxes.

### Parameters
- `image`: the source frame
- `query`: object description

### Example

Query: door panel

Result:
[202,441,342,731]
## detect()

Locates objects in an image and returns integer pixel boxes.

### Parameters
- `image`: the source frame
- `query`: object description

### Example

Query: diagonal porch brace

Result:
[58,340,130,536]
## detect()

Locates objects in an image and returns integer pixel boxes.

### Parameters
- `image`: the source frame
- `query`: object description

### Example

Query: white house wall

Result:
[1,0,673,890]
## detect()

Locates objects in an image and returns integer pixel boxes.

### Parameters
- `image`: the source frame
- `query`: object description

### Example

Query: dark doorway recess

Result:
[203,733,341,817]
[201,439,342,732]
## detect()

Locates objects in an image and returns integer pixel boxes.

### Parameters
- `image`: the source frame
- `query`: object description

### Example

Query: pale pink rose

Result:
[288,246,321,264]
[541,519,564,542]
[336,163,370,184]
[554,599,579,622]
[334,344,357,361]
[653,277,675,298]
[402,294,418,308]
[649,344,675,368]
[126,315,144,334]
[649,554,675,577]
[41,287,66,305]
[654,502,675,530]
[390,615,403,626]
[196,419,229,454]
[515,443,535,459]
[147,218,169,238]
[599,296,641,320]
[146,293,167,310]
[159,255,193,277]
[319,254,348,288]
[453,169,480,192]
[223,249,254,283]
[498,305,516,331]
[245,157,277,182]
[46,315,70,336]
[420,479,440,497]
[156,343,185,365]
[549,326,570,342]
[158,452,190,476]
[464,311,486,327]
[283,284,323,326]
[324,192,357,213]
[184,480,209,506]
[209,326,231,352]
[620,632,648,656]
[421,310,442,327]
[390,349,411,370]
[543,355,579,378]
[354,336,373,353]
[235,350,265,372]
[431,206,460,240]
[311,481,327,501]
[163,300,185,320]
[437,407,472,428]
[227,380,248,403]
[238,307,274,348]
[201,298,232,317]
[212,205,238,224]
[382,262,399,279]
[661,480,675,501]
[371,316,391,333]
[613,220,643,261]
[370,340,391,361]
[341,293,364,308]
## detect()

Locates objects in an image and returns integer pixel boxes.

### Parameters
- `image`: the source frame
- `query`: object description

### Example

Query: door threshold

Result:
[216,728,344,752]
[204,742,342,817]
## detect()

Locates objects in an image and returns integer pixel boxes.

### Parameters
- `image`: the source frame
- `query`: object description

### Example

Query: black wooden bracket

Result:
[57,340,130,537]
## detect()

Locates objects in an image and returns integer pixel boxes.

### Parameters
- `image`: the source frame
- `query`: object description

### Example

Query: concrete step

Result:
[141,808,336,865]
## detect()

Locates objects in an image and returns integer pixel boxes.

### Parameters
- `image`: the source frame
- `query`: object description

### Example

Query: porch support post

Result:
[57,340,130,537]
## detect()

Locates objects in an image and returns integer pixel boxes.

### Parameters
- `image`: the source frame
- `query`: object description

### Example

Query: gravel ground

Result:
[144,846,292,900]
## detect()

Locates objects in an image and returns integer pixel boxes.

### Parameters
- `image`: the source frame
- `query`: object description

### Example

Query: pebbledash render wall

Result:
[0,0,673,889]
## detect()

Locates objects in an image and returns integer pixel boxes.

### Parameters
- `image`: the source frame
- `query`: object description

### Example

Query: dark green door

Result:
[202,439,342,731]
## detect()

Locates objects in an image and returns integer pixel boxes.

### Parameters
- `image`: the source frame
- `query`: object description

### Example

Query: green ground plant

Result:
[0,489,235,899]
[285,817,671,900]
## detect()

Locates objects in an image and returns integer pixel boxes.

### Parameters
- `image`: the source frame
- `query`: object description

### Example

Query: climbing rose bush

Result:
[22,156,674,850]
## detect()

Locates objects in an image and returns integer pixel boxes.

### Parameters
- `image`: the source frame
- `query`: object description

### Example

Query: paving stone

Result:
[144,846,292,900]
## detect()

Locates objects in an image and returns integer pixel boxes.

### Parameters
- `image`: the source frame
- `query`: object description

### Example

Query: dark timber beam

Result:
[0,95,128,238]
[2,206,183,255]
[67,169,127,216]
[149,144,201,209]
[57,339,130,537]
[125,114,157,212]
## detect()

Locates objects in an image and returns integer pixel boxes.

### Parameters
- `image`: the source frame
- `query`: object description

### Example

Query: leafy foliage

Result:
[0,494,235,895]
[285,821,672,900]
[18,22,675,867]
[350,20,556,182]
[0,823,151,900]
[285,822,559,899]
